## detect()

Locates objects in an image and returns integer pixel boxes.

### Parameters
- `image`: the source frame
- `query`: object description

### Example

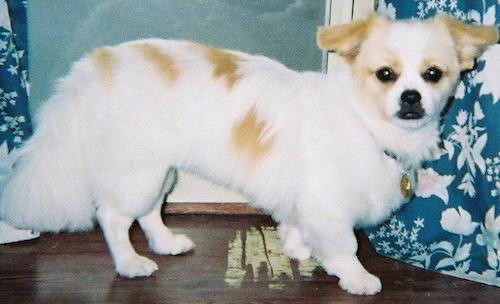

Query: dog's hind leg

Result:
[138,199,194,255]
[96,204,158,278]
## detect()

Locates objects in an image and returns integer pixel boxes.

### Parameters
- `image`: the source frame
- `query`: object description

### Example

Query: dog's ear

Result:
[316,14,384,62]
[435,14,499,70]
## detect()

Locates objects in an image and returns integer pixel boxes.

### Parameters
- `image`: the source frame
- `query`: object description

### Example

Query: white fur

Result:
[1,15,495,295]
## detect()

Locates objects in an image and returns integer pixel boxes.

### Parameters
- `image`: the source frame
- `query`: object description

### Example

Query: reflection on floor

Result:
[0,214,498,303]
[225,226,319,289]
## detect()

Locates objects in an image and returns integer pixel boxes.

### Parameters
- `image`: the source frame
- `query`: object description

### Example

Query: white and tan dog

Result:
[0,15,497,295]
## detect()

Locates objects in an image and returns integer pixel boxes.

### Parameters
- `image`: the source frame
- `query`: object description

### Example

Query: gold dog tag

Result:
[400,171,413,198]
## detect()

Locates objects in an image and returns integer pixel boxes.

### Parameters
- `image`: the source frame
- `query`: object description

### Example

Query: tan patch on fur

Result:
[232,106,275,162]
[133,43,179,84]
[193,44,243,89]
[93,48,116,86]
[351,46,401,121]
[421,58,448,72]
[420,58,450,80]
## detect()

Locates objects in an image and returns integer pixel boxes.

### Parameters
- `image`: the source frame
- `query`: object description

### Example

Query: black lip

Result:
[397,108,425,120]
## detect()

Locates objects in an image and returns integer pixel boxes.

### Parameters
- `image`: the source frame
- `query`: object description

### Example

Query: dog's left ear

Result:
[435,15,499,70]
[317,14,384,62]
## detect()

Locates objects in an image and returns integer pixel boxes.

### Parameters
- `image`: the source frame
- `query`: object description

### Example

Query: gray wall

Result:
[28,0,328,114]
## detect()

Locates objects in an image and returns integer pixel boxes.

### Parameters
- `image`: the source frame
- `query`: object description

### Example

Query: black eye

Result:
[422,67,443,83]
[375,67,397,83]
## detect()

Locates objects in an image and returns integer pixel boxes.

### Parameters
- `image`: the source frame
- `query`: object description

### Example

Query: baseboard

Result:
[165,202,263,215]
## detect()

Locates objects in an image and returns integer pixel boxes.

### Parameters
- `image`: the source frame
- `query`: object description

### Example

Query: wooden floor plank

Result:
[165,202,262,215]
[0,214,498,303]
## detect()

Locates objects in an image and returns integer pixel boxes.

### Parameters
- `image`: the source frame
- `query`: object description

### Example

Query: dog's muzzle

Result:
[398,89,425,120]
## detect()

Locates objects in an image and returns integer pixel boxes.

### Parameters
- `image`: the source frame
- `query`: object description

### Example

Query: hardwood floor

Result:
[0,214,498,303]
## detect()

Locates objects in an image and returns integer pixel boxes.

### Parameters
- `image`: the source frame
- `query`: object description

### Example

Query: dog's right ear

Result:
[316,14,382,62]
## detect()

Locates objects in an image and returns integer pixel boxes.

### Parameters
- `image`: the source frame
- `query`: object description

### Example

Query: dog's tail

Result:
[0,93,95,233]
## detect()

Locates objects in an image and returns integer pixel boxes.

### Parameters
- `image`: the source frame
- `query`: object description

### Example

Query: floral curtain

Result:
[0,0,31,150]
[368,0,499,286]
[0,0,37,244]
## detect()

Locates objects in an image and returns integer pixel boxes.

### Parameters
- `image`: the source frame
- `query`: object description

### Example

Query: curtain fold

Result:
[0,0,37,244]
[0,0,32,151]
[367,0,499,287]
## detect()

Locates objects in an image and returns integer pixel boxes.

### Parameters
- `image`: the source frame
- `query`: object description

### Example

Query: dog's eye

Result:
[422,67,443,83]
[375,67,397,83]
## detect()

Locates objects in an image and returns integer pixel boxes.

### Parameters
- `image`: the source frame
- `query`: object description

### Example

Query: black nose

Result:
[398,89,425,120]
[401,90,422,105]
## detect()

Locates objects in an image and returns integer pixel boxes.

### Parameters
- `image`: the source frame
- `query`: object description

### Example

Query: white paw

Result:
[116,255,159,278]
[339,271,382,295]
[283,243,312,261]
[150,233,195,255]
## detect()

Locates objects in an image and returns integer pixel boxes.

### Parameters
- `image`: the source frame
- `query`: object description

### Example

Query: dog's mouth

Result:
[397,105,425,120]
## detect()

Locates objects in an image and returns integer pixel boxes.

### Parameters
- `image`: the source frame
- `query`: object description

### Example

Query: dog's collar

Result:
[383,150,400,162]
[383,150,417,199]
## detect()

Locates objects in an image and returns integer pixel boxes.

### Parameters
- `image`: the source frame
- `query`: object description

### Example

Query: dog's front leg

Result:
[278,224,312,261]
[138,200,194,255]
[305,220,381,295]
[96,204,158,278]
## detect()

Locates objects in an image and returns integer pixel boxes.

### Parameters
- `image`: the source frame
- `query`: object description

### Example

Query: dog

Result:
[0,14,497,295]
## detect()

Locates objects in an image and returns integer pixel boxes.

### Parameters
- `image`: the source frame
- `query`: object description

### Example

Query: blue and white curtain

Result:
[368,0,499,286]
[0,0,36,244]
[0,0,31,151]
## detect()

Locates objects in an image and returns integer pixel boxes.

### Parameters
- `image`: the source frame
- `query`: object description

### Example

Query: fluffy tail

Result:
[0,94,95,232]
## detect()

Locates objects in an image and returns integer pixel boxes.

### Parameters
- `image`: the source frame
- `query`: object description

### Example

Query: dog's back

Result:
[0,39,319,232]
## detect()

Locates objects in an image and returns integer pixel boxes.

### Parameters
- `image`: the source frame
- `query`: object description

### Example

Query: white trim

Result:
[326,0,376,73]
[353,0,376,19]
[0,221,39,244]
[169,172,247,203]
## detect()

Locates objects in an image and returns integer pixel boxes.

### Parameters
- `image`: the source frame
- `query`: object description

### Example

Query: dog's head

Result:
[317,15,498,129]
